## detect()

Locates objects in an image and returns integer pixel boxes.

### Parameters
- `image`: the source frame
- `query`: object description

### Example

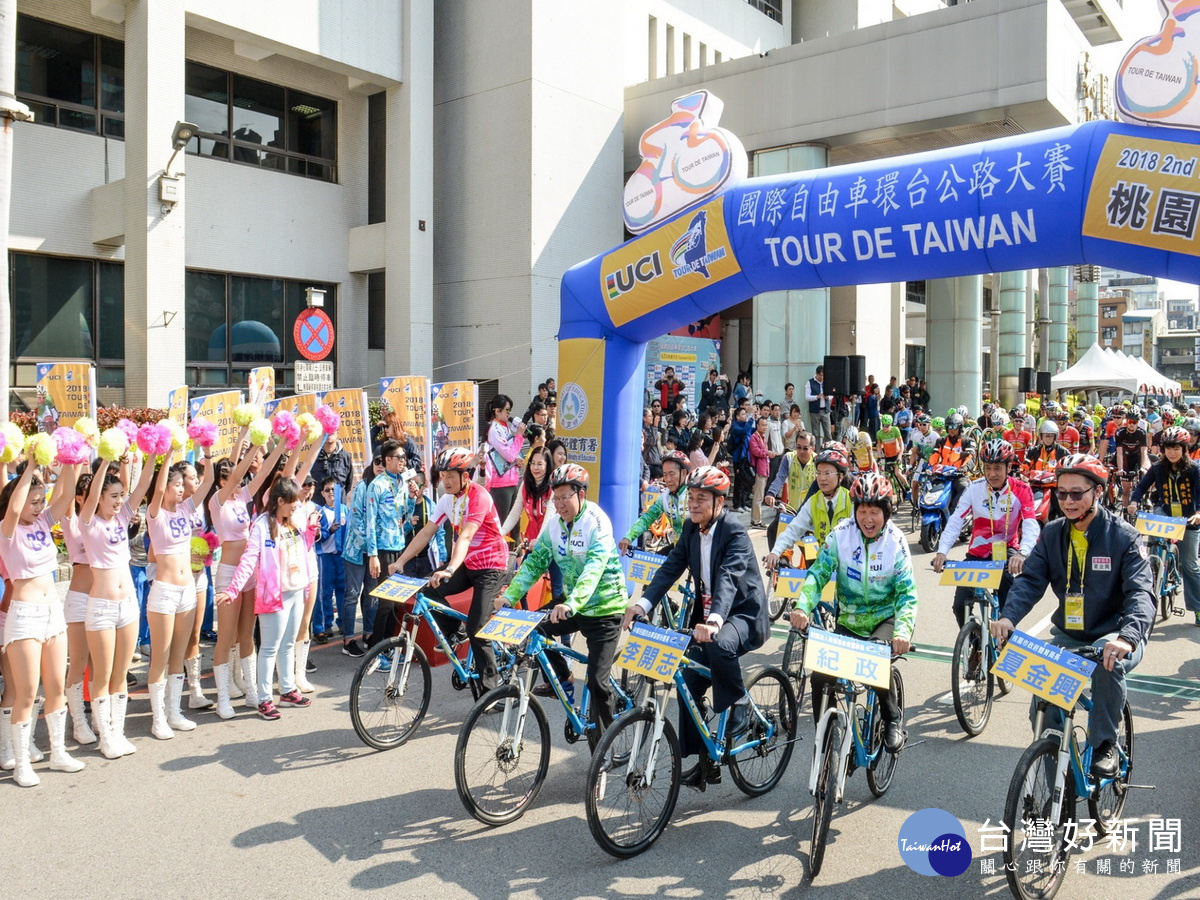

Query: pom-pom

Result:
[233,404,258,427]
[136,422,172,457]
[53,428,90,465]
[73,416,100,447]
[190,535,217,572]
[117,418,138,446]
[0,423,26,464]
[297,412,322,444]
[26,433,55,467]
[187,416,218,448]
[272,411,302,450]
[164,420,188,452]
[98,427,129,462]
[314,404,341,436]
[248,418,272,447]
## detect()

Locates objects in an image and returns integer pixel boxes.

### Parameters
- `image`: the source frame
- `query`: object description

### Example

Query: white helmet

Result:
[1038,420,1059,436]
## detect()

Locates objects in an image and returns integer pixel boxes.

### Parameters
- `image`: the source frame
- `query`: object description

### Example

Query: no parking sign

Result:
[294,309,335,361]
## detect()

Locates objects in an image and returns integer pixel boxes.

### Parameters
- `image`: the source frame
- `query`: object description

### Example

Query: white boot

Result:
[0,707,14,770]
[47,708,85,773]
[11,720,39,787]
[212,663,237,720]
[91,695,122,760]
[167,673,196,731]
[65,682,97,744]
[148,681,174,740]
[240,653,259,709]
[111,692,137,755]
[295,639,314,693]
[228,645,246,699]
[186,656,214,710]
[27,702,44,763]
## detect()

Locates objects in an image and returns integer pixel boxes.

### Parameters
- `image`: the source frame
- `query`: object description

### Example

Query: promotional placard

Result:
[380,376,429,472]
[189,391,243,462]
[616,621,690,684]
[991,630,1096,711]
[35,362,95,431]
[430,381,478,462]
[321,388,370,477]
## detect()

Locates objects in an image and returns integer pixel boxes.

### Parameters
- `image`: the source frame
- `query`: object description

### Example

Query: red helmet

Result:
[823,441,848,456]
[550,463,589,490]
[849,471,894,505]
[979,439,1015,465]
[686,465,730,496]
[1056,453,1109,486]
[661,450,690,472]
[434,447,475,474]
[1160,425,1190,447]
[814,448,850,474]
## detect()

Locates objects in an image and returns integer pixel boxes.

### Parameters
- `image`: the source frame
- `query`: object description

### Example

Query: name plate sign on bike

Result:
[800,534,818,562]
[1135,512,1187,541]
[777,510,795,527]
[369,573,427,603]
[476,608,547,646]
[773,568,807,600]
[641,489,658,512]
[938,560,1005,589]
[616,622,689,684]
[991,630,1097,711]
[625,549,668,585]
[803,629,892,690]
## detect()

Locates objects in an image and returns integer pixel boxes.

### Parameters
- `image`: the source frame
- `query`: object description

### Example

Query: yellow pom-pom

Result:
[74,416,100,446]
[296,412,321,444]
[164,419,188,451]
[248,418,272,447]
[0,423,26,464]
[233,404,258,427]
[98,427,130,462]
[26,433,55,466]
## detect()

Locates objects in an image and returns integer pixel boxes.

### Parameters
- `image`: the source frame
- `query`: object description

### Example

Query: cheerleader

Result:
[0,461,82,785]
[60,473,98,744]
[179,454,216,711]
[79,456,156,759]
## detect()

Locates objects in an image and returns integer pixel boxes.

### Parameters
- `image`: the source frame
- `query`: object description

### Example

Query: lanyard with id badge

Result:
[1064,535,1086,630]
[1168,474,1184,519]
[988,488,1012,563]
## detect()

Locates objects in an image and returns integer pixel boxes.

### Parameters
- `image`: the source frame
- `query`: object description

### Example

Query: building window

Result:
[747,0,783,22]
[9,253,125,380]
[905,281,927,306]
[368,272,386,350]
[1101,305,1117,318]
[1101,326,1117,341]
[184,62,337,182]
[16,15,124,138]
[186,270,337,388]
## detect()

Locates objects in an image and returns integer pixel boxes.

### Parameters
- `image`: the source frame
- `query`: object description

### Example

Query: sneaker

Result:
[306,658,318,673]
[257,700,281,720]
[1194,611,1200,627]
[375,653,392,673]
[313,632,330,644]
[342,640,366,658]
[278,690,311,708]
[200,630,218,643]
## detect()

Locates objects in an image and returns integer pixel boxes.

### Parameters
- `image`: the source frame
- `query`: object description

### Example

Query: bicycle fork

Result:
[387,621,419,694]
[809,705,851,803]
[496,667,536,754]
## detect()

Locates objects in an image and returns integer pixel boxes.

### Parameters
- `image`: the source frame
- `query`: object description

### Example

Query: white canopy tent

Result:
[1121,351,1181,396]
[1051,343,1142,394]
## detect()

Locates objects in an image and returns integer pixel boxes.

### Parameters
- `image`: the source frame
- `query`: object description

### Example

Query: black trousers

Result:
[538,612,623,729]
[365,549,404,648]
[678,618,751,758]
[427,566,507,691]
[952,566,1015,627]
[733,461,754,509]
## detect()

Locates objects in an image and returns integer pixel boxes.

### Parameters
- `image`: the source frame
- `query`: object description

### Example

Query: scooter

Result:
[1027,469,1058,525]
[917,464,970,553]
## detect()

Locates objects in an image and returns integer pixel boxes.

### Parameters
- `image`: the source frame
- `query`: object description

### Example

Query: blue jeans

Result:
[316,554,344,634]
[342,558,370,639]
[1160,509,1200,612]
[131,565,151,646]
[258,588,305,702]
[202,566,215,633]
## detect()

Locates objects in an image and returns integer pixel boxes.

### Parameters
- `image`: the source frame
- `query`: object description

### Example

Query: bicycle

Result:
[1136,512,1185,625]
[584,619,798,858]
[881,457,908,506]
[455,617,639,826]
[1001,643,1150,900]
[806,629,910,879]
[348,587,515,751]
[950,586,1012,736]
[779,602,837,716]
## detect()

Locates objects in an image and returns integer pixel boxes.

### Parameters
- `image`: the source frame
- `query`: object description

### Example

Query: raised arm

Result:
[146,448,179,518]
[79,458,108,526]
[292,434,326,486]
[193,445,217,506]
[127,449,159,512]
[218,442,260,505]
[245,439,286,500]
[1,464,37,538]
[48,463,80,521]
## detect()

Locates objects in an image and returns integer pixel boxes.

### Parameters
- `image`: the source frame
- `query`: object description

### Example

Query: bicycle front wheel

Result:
[808,717,843,880]
[729,667,797,796]
[454,684,551,826]
[867,667,904,797]
[766,577,789,622]
[1003,737,1076,900]
[780,628,807,714]
[349,637,431,750]
[951,620,993,736]
[585,707,681,859]
[1089,701,1134,836]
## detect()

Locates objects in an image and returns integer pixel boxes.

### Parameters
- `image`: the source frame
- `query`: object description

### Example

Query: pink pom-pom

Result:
[53,428,90,465]
[117,418,139,445]
[283,419,303,450]
[188,416,218,448]
[137,422,172,457]
[315,404,341,436]
[152,423,173,456]
[272,411,296,437]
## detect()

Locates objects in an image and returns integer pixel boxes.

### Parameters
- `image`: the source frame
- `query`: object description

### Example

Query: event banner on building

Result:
[189,391,242,462]
[248,367,275,411]
[430,381,478,461]
[35,362,95,431]
[321,388,370,477]
[645,336,721,409]
[380,376,430,471]
[263,393,319,418]
[166,387,188,427]
[557,337,605,483]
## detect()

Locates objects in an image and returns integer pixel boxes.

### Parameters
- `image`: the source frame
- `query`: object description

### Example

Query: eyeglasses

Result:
[386,454,404,461]
[321,488,335,494]
[1055,487,1095,502]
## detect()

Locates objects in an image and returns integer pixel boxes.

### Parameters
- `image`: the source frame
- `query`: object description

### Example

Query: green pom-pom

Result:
[0,422,25,464]
[248,418,272,447]
[98,427,130,462]
[233,404,258,427]
[26,433,55,466]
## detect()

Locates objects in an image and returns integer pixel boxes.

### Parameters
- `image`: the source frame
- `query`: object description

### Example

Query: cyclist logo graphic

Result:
[1116,1,1200,129]
[622,90,747,234]
[668,210,727,280]
[897,808,973,877]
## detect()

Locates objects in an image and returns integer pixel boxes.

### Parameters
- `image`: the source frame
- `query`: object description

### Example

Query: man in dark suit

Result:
[625,465,770,789]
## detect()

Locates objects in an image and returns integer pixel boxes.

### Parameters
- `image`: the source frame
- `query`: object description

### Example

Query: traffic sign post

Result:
[294,309,335,361]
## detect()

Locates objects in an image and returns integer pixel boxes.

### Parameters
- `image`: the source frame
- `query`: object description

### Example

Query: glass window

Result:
[11,254,95,359]
[186,271,228,362]
[231,75,284,167]
[99,37,123,113]
[229,275,284,363]
[288,89,336,162]
[16,16,99,133]
[185,62,230,158]
[97,261,124,360]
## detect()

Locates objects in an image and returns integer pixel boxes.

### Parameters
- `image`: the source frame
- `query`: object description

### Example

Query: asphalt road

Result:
[7,505,1200,900]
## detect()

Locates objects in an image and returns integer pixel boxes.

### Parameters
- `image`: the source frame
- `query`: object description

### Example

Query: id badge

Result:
[701,593,713,620]
[1064,593,1085,629]
[991,540,1008,562]
[1170,502,1183,519]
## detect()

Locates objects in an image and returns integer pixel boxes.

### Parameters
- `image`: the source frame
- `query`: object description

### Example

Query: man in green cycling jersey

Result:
[791,472,917,751]
[619,450,688,555]
[500,464,627,727]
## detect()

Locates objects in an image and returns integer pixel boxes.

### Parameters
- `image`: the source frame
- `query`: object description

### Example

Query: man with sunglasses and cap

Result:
[991,454,1154,778]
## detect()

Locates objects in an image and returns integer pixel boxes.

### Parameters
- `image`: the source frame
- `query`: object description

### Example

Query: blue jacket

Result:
[316,502,348,555]
[729,417,753,463]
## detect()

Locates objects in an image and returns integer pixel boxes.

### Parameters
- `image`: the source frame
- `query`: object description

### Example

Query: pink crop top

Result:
[81,502,134,570]
[0,510,60,581]
[211,486,252,543]
[147,499,197,557]
[64,515,89,566]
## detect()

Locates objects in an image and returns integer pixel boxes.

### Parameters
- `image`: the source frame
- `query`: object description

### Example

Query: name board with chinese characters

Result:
[802,628,892,689]
[991,630,1097,711]
[616,622,690,684]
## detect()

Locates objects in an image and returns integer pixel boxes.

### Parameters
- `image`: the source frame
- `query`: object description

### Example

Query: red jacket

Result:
[656,377,683,409]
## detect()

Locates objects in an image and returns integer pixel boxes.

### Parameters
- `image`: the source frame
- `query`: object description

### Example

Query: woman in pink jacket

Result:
[749,416,772,528]
[483,394,527,523]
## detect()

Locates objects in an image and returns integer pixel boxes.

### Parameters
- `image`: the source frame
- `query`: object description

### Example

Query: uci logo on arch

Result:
[605,251,664,300]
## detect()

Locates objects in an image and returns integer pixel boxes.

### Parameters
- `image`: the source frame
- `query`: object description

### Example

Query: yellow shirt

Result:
[1067,526,1088,589]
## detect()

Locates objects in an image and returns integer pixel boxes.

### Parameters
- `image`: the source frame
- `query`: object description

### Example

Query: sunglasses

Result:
[1055,488,1095,502]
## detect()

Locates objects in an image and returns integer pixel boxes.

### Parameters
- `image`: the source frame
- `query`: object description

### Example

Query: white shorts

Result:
[3,601,67,648]
[194,567,209,596]
[214,562,255,595]
[65,589,90,625]
[0,610,5,650]
[85,596,139,631]
[147,581,197,616]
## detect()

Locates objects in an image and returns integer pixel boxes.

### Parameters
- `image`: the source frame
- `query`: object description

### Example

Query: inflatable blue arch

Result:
[557,119,1200,531]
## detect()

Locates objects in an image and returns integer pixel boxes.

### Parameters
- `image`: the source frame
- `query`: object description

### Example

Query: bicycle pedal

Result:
[1125,783,1156,790]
